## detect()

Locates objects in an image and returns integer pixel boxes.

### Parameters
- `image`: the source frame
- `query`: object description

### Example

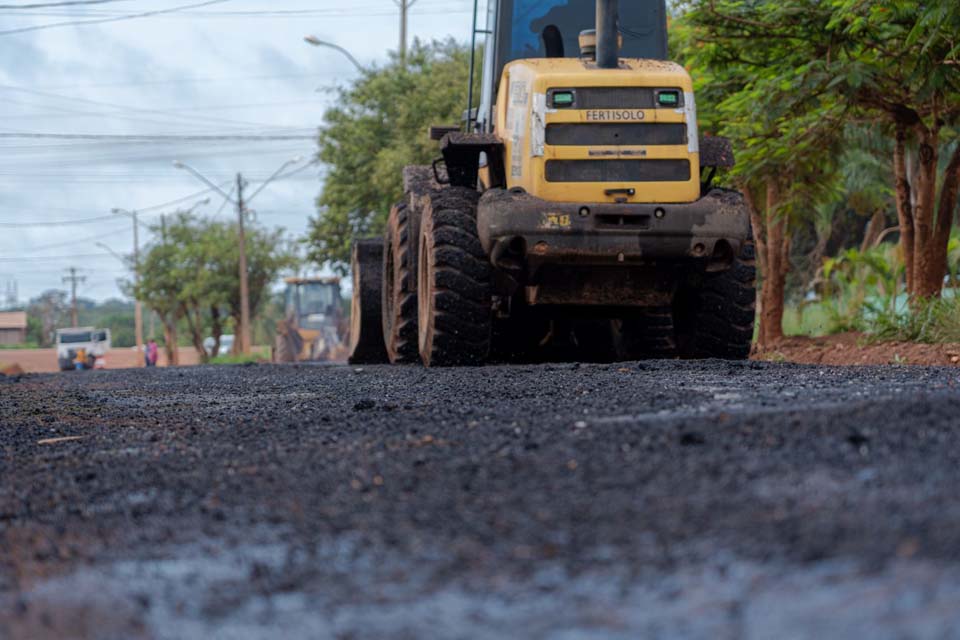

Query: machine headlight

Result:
[657,90,680,107]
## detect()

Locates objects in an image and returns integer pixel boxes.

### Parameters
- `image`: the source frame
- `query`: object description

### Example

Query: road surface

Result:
[2,360,960,639]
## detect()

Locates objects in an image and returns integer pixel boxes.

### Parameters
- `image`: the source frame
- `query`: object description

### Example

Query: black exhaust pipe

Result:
[596,0,619,69]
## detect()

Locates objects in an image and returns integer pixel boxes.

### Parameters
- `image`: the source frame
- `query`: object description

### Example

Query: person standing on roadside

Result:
[147,339,159,367]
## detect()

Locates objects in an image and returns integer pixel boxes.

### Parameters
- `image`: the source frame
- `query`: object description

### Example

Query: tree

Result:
[821,1,960,299]
[131,217,185,364]
[305,39,475,272]
[203,220,296,354]
[679,0,960,313]
[675,1,846,346]
[132,214,296,362]
[26,289,67,347]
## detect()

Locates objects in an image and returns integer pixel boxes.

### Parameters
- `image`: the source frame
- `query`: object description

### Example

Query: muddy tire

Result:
[417,188,492,367]
[614,307,677,360]
[675,240,756,359]
[274,334,294,363]
[381,202,421,363]
[348,239,389,364]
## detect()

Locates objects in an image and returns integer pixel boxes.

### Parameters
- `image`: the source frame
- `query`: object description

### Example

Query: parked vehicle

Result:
[203,334,235,358]
[56,327,111,371]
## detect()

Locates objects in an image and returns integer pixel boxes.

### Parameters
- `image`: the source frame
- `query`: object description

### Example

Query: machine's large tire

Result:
[613,307,677,360]
[417,188,492,367]
[274,334,294,363]
[675,240,756,359]
[348,238,389,364]
[381,202,421,363]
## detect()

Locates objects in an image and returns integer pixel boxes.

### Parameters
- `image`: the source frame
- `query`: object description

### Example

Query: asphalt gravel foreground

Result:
[2,361,960,639]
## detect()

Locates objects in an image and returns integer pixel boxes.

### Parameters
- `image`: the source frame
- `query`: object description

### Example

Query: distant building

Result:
[0,311,27,345]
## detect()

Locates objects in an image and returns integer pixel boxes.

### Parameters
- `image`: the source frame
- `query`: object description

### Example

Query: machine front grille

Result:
[545,123,686,146]
[544,159,691,183]
[548,87,684,109]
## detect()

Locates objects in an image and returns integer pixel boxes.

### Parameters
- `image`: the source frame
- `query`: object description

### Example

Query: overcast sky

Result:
[0,0,481,305]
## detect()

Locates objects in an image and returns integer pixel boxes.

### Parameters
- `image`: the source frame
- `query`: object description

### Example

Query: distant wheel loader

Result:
[349,0,755,366]
[273,276,347,363]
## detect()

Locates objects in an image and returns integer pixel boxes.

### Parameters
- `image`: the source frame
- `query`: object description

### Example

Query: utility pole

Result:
[111,208,144,366]
[174,157,302,356]
[395,0,418,61]
[236,173,252,355]
[62,267,85,327]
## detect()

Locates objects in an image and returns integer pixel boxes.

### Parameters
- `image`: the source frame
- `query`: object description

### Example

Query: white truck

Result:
[56,327,111,371]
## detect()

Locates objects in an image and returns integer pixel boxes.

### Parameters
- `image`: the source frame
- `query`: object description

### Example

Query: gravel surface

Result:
[2,360,960,639]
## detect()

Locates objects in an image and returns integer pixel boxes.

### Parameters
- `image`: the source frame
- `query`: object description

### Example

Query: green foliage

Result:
[674,0,848,199]
[820,244,905,331]
[306,39,475,272]
[208,347,270,365]
[0,342,39,350]
[871,296,960,344]
[793,236,960,342]
[133,214,297,359]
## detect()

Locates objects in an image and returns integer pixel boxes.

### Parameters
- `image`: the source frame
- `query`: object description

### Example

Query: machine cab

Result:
[476,0,668,132]
[473,0,699,205]
[282,277,342,331]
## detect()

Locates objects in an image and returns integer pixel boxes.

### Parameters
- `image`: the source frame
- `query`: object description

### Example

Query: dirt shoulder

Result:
[756,331,960,366]
[0,348,201,373]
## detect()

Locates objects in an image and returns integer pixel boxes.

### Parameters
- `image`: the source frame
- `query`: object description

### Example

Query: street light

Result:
[303,35,364,72]
[95,242,123,261]
[173,157,307,355]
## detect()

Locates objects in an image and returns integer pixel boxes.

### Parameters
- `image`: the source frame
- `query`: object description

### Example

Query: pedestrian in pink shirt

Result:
[147,339,159,367]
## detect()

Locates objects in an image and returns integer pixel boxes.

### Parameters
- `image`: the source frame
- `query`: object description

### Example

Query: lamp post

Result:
[173,158,304,355]
[303,36,364,72]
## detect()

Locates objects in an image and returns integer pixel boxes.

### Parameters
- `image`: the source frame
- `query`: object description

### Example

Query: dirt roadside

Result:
[757,332,960,366]
[0,348,200,373]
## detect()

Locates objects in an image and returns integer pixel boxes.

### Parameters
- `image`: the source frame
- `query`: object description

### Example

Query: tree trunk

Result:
[210,306,223,358]
[756,178,789,348]
[892,120,957,302]
[932,144,960,288]
[912,132,940,298]
[893,124,915,294]
[860,209,885,252]
[162,317,179,366]
[181,302,209,363]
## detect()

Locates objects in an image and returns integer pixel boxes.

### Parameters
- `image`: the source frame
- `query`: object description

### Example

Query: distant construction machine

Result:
[349,0,755,366]
[273,276,346,362]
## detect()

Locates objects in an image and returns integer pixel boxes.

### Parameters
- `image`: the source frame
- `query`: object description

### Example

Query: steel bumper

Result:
[476,188,750,266]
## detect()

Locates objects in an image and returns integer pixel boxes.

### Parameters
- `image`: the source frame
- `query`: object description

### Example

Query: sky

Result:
[0,0,482,305]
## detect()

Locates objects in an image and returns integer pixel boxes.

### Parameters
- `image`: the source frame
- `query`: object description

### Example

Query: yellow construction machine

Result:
[349,0,754,366]
[273,276,347,362]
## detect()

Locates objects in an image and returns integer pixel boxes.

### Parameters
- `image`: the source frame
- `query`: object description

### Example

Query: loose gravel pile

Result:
[2,360,960,638]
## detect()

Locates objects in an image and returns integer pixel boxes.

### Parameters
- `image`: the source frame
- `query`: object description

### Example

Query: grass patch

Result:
[869,295,960,343]
[0,342,39,350]
[783,302,843,337]
[208,347,270,365]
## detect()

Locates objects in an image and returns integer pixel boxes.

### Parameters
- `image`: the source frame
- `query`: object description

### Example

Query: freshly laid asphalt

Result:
[2,360,960,639]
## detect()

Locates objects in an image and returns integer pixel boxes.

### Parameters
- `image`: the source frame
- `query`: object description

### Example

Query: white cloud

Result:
[0,0,478,304]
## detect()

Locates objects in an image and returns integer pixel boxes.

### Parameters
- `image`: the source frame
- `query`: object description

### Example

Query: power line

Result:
[0,84,307,131]
[0,184,225,226]
[0,0,133,8]
[0,214,115,228]
[0,132,315,141]
[0,252,115,262]
[21,225,130,252]
[32,71,344,90]
[0,0,232,36]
